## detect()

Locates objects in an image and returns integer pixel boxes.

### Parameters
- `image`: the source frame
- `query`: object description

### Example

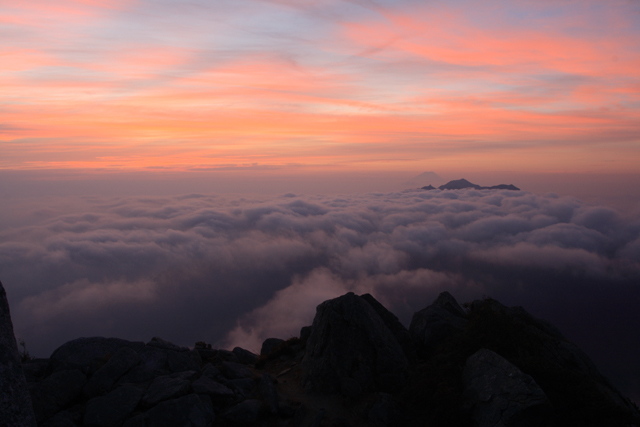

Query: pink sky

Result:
[1,0,639,174]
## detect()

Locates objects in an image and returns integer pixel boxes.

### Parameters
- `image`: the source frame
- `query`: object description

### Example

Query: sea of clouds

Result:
[1,189,639,400]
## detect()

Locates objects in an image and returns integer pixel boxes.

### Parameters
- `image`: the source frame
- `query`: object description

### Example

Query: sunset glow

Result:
[2,0,639,173]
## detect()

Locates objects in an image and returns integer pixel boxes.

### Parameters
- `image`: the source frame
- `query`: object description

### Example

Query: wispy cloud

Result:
[1,0,639,172]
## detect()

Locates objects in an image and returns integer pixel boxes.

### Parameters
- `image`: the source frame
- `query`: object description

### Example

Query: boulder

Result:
[190,376,234,399]
[145,337,187,352]
[227,378,256,399]
[299,326,312,342]
[368,392,404,427]
[50,337,144,375]
[199,363,224,383]
[222,399,262,425]
[221,361,256,380]
[118,347,169,384]
[361,293,417,363]
[466,298,640,425]
[29,369,86,423]
[302,292,408,394]
[144,394,214,427]
[232,347,259,365]
[167,349,201,373]
[259,373,279,414]
[216,349,239,363]
[409,291,468,356]
[83,347,140,398]
[41,410,77,427]
[141,371,198,407]
[84,384,143,427]
[260,338,284,357]
[0,280,37,426]
[463,348,554,427]
[22,358,51,383]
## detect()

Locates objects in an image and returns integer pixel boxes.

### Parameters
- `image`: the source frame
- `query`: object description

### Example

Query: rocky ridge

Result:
[3,282,640,427]
[421,178,520,191]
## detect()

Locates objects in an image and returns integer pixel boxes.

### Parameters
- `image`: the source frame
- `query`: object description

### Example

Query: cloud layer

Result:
[2,188,639,399]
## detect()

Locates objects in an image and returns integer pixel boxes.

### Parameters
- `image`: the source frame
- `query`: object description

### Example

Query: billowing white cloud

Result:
[1,188,639,398]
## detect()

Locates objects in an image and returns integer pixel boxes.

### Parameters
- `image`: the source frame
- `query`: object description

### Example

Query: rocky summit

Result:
[3,280,640,427]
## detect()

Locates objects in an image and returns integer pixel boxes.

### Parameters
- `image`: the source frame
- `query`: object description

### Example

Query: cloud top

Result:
[1,188,639,398]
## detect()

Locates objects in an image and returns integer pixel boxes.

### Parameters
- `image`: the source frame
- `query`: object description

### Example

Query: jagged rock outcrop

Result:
[0,280,37,427]
[409,291,468,357]
[463,348,554,427]
[14,290,640,427]
[23,334,272,427]
[361,293,417,363]
[260,338,284,357]
[302,292,408,395]
[49,338,145,375]
[464,297,640,426]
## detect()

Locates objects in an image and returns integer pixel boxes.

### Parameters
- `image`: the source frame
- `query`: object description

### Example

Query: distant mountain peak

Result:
[420,178,520,191]
[439,178,482,190]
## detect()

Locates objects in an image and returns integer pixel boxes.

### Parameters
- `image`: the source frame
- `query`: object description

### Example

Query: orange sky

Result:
[1,0,639,174]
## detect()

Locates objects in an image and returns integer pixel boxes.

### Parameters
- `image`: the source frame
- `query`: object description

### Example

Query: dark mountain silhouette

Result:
[421,178,520,191]
[4,277,638,427]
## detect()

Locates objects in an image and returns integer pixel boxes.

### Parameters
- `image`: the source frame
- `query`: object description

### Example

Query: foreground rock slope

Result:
[15,291,640,427]
[1,280,37,427]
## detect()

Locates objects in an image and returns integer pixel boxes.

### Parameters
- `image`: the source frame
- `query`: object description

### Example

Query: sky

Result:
[2,0,640,174]
[2,0,640,405]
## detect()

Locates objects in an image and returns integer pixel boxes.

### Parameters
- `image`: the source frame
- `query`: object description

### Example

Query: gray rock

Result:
[118,348,169,384]
[462,348,554,427]
[409,291,468,357]
[221,361,256,380]
[194,349,218,363]
[84,384,143,427]
[292,403,308,427]
[260,338,284,356]
[278,401,296,418]
[41,410,76,427]
[368,392,403,427]
[122,414,146,427]
[227,378,256,399]
[49,337,144,375]
[145,337,187,352]
[167,349,201,373]
[142,371,198,407]
[83,347,140,398]
[299,326,312,342]
[311,408,325,427]
[29,369,86,423]
[259,374,278,414]
[302,292,408,394]
[22,358,51,383]
[200,364,224,382]
[191,376,234,399]
[209,350,240,363]
[466,297,640,424]
[361,293,417,363]
[332,417,351,427]
[145,394,214,427]
[339,377,363,399]
[232,347,258,365]
[223,399,262,425]
[1,281,37,427]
